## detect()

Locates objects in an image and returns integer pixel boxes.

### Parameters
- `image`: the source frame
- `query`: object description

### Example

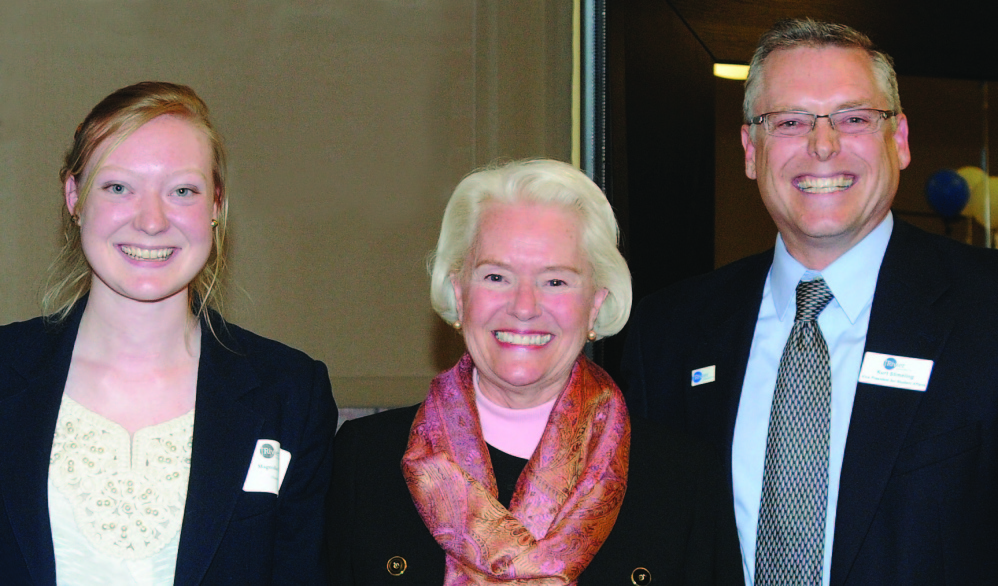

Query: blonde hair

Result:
[429,159,632,338]
[44,81,228,323]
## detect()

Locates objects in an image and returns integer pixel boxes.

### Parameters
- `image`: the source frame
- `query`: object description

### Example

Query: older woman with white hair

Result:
[328,159,742,585]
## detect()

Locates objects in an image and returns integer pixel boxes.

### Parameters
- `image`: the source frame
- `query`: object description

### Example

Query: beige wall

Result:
[0,1,573,407]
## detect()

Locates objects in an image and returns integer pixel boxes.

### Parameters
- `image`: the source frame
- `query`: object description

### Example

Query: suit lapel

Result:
[0,311,83,586]
[686,252,772,497]
[0,309,268,586]
[174,321,264,586]
[831,222,953,585]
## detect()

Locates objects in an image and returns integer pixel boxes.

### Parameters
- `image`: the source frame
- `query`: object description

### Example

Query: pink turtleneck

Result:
[474,369,558,459]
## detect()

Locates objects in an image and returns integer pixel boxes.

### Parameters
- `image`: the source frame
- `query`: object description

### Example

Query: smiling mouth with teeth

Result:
[120,245,174,261]
[796,175,855,194]
[494,331,552,346]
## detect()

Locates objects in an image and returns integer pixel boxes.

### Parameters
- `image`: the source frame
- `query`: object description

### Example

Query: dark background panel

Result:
[599,0,717,383]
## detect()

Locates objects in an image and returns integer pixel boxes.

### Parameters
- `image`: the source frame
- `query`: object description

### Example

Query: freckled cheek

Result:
[169,212,214,237]
[82,202,131,227]
[79,222,122,247]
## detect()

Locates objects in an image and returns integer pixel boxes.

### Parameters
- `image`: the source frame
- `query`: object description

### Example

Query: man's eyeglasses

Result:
[748,108,898,137]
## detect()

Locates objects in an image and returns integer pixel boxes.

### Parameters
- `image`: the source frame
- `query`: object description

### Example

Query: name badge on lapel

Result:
[858,352,934,392]
[691,365,716,387]
[243,439,292,495]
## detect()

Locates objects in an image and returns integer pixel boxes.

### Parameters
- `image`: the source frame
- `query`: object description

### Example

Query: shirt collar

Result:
[771,212,893,323]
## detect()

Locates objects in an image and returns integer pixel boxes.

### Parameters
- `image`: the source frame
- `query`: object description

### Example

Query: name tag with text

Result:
[858,352,933,392]
[242,439,292,495]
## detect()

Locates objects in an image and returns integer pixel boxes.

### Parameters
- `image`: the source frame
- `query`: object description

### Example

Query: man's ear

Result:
[741,125,758,180]
[892,113,911,170]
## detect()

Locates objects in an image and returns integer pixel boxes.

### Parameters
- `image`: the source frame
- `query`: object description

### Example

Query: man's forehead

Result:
[756,46,884,110]
[764,46,875,78]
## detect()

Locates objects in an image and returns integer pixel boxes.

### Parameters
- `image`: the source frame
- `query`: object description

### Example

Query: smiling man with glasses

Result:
[740,28,911,270]
[623,17,998,586]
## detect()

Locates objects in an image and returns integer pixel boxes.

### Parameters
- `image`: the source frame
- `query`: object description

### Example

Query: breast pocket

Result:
[230,490,279,522]
[892,423,981,477]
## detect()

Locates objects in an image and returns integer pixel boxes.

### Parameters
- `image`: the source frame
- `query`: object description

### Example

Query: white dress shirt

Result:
[732,213,893,585]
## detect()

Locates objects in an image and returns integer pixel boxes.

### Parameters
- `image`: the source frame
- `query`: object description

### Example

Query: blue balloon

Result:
[925,169,970,218]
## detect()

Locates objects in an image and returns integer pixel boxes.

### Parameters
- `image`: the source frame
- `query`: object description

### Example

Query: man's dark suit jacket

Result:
[622,219,998,585]
[328,404,744,585]
[0,301,337,585]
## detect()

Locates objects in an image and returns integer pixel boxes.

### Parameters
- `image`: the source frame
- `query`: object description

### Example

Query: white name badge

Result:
[242,439,292,495]
[858,352,933,392]
[691,365,716,387]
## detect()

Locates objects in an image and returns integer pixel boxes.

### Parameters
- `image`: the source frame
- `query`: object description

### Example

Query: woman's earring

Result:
[452,320,462,331]
[210,218,219,228]
[71,213,80,226]
[587,330,597,341]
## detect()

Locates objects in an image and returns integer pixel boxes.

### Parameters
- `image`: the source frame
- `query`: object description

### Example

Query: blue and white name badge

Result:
[858,352,934,392]
[242,439,292,495]
[691,365,716,387]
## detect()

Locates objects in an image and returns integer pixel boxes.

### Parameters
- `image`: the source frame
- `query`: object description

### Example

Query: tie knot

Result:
[795,278,833,321]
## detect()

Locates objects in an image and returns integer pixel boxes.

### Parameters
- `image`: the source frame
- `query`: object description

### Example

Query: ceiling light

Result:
[714,63,749,80]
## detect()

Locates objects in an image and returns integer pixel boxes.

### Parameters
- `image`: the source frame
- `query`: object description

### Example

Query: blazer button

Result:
[631,567,651,585]
[387,556,407,576]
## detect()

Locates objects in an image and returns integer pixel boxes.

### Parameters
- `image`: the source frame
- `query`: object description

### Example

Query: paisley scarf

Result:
[402,354,630,585]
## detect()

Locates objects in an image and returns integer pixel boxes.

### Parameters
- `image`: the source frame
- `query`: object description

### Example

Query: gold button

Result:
[631,567,651,585]
[386,556,407,576]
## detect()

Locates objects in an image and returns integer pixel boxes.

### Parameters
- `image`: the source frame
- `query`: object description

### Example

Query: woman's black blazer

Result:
[328,404,743,585]
[0,302,337,585]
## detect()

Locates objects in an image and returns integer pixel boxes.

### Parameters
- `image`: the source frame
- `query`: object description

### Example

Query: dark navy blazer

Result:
[622,219,998,585]
[0,302,337,585]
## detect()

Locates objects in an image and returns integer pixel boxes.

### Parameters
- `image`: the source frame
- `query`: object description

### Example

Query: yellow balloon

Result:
[959,166,998,227]
[958,166,986,191]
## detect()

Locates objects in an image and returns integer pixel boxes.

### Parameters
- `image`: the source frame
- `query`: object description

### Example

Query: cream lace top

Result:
[48,394,194,586]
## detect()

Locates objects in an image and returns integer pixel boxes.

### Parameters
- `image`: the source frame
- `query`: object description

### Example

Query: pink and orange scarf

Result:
[402,354,630,585]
